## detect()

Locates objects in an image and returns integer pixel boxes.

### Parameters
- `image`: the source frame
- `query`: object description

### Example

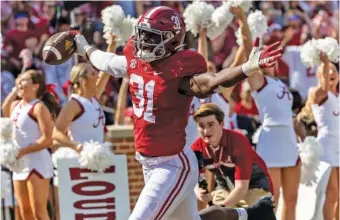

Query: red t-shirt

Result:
[3,29,36,58]
[124,37,207,157]
[234,100,259,117]
[191,129,273,193]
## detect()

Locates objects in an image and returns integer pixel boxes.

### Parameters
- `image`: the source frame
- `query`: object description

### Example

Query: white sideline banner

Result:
[57,155,130,220]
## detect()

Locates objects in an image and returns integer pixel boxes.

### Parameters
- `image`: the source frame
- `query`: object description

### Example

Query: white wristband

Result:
[242,63,259,77]
[84,45,93,53]
[241,63,251,76]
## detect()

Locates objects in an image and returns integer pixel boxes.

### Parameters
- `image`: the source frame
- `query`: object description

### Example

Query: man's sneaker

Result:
[245,196,276,220]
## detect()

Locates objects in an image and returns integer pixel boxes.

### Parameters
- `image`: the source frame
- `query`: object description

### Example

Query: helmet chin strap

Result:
[137,50,157,62]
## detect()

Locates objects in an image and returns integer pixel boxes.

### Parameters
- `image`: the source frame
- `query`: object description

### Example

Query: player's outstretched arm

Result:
[179,38,283,98]
[72,34,128,78]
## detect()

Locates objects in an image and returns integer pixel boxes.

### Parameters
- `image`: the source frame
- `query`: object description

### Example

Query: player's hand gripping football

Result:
[242,37,283,76]
[68,31,91,57]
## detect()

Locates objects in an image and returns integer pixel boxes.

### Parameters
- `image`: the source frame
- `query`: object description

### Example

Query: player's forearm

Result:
[213,65,248,88]
[189,66,247,98]
[223,187,248,207]
[86,48,116,72]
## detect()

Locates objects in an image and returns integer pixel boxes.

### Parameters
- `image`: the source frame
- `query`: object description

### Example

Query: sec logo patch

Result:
[130,59,137,69]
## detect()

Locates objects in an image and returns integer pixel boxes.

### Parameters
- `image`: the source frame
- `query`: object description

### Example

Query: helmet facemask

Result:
[134,24,174,62]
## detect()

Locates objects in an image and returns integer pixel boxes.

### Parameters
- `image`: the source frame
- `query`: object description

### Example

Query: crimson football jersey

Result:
[123,38,207,156]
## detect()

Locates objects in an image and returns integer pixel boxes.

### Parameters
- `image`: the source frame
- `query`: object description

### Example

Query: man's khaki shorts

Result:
[211,188,272,208]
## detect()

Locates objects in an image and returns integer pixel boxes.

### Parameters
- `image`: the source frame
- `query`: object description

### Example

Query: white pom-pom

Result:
[183,1,215,37]
[298,136,323,185]
[252,126,262,144]
[316,37,340,63]
[300,39,320,67]
[0,141,26,172]
[52,147,79,168]
[1,171,11,199]
[101,5,128,45]
[206,23,226,40]
[119,15,138,45]
[227,0,252,13]
[101,5,125,27]
[207,2,234,39]
[79,141,115,172]
[236,10,268,45]
[211,2,234,28]
[0,118,14,141]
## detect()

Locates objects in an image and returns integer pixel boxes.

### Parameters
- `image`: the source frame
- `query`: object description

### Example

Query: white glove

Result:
[73,35,92,57]
[242,37,283,76]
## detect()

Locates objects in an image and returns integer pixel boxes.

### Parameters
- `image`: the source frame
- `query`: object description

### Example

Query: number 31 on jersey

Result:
[129,74,156,123]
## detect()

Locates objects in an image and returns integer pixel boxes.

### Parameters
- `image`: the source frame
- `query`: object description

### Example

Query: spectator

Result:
[228,95,257,145]
[191,103,273,208]
[234,81,259,118]
[3,11,36,75]
[211,25,238,71]
[42,15,73,105]
[1,59,15,106]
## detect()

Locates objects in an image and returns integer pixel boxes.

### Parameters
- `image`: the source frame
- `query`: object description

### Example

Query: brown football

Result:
[42,32,76,65]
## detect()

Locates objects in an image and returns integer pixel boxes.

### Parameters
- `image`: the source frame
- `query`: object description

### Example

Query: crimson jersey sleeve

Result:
[123,37,135,59]
[231,132,253,180]
[168,50,208,78]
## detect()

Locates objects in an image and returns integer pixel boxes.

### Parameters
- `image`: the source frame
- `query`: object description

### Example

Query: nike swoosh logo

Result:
[153,71,163,75]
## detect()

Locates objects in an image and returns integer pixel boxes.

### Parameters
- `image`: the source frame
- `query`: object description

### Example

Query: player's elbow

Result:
[191,75,218,98]
[193,83,216,98]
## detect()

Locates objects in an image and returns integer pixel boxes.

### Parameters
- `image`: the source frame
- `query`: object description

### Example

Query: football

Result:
[42,32,76,65]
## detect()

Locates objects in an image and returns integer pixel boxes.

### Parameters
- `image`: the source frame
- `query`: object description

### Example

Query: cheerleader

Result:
[246,49,300,220]
[51,35,116,220]
[302,53,339,220]
[2,70,59,220]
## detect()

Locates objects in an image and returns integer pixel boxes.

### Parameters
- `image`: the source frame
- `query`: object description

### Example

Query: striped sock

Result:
[236,208,248,220]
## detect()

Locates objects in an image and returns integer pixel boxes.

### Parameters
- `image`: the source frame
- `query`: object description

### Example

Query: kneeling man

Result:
[191,103,273,208]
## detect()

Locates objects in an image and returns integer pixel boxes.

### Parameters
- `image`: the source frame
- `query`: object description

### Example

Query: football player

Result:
[71,6,282,220]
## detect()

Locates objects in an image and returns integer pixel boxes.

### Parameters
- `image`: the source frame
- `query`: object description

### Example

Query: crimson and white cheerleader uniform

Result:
[67,94,105,143]
[53,94,105,186]
[252,76,299,167]
[311,92,339,166]
[10,99,53,180]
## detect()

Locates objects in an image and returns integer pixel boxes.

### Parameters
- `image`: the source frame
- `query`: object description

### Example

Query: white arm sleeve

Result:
[88,49,128,78]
